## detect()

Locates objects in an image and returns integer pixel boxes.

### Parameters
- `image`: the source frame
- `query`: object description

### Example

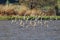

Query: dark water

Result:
[0,0,18,4]
[0,20,60,40]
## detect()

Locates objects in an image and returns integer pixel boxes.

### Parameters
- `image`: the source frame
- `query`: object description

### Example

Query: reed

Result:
[0,4,56,16]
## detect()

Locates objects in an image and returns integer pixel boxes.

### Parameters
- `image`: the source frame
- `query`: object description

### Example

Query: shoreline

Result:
[0,16,60,20]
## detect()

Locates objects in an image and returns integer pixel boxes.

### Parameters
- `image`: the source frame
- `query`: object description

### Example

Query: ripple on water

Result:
[0,20,60,40]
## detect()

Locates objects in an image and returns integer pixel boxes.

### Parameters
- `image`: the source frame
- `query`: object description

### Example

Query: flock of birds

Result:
[11,16,57,29]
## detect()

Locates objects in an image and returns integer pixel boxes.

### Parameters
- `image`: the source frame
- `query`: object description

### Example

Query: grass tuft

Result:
[0,16,60,20]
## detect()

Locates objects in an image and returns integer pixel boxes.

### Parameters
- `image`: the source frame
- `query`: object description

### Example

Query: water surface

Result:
[0,20,60,40]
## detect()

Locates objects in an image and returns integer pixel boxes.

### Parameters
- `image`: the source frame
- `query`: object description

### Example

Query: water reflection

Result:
[0,20,60,40]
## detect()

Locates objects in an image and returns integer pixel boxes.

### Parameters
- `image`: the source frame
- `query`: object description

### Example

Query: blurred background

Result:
[0,0,60,16]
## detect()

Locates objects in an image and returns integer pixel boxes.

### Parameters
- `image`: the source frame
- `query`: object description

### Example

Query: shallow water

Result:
[0,20,60,40]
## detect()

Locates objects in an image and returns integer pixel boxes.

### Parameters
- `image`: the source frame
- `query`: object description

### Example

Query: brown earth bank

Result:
[0,4,56,16]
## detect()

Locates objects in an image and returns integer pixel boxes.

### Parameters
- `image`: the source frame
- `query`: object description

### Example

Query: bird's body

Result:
[19,20,25,27]
[29,21,37,27]
[11,19,16,24]
[44,21,49,27]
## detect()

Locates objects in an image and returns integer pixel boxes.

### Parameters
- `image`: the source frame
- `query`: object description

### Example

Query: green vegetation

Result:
[0,16,60,20]
[57,0,60,9]
[0,0,60,17]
